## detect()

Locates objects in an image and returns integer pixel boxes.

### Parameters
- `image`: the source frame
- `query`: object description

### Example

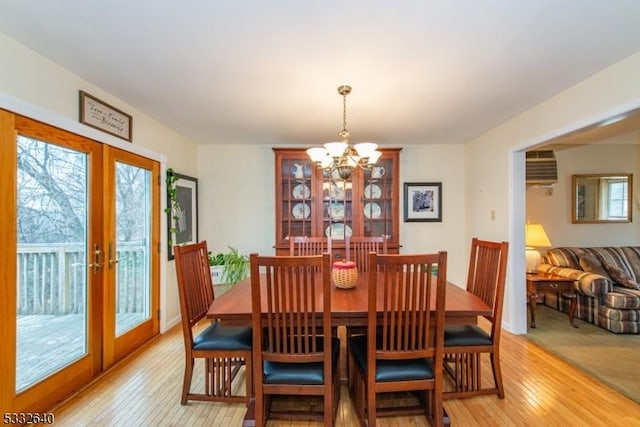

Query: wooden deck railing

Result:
[17,242,148,315]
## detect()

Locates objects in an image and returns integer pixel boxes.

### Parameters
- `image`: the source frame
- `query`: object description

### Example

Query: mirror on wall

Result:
[572,173,633,223]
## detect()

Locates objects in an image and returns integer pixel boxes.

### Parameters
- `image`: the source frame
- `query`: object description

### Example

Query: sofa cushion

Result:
[621,247,640,280]
[579,254,609,278]
[599,305,640,321]
[603,287,640,309]
[542,248,584,270]
[588,247,637,281]
[597,315,640,334]
[602,262,639,289]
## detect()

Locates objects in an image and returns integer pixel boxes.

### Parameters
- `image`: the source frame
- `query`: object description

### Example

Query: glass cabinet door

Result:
[361,155,395,241]
[321,170,353,242]
[278,156,315,242]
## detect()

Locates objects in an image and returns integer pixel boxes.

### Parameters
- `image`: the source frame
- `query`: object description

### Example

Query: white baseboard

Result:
[162,315,181,333]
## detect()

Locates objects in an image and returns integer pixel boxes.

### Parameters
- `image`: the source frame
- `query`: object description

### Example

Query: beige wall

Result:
[399,144,467,286]
[197,144,275,257]
[0,32,199,331]
[527,144,640,248]
[466,51,640,334]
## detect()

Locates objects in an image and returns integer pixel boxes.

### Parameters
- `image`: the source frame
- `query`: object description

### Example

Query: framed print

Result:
[404,182,442,222]
[167,171,198,260]
[79,90,133,141]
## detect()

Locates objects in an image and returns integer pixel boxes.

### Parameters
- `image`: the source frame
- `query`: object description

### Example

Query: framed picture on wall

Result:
[404,182,442,222]
[79,90,133,141]
[167,171,198,260]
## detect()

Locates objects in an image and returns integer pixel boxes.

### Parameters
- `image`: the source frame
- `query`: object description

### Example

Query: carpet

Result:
[526,304,640,403]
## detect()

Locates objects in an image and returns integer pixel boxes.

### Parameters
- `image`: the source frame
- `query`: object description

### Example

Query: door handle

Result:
[108,241,120,269]
[88,243,104,273]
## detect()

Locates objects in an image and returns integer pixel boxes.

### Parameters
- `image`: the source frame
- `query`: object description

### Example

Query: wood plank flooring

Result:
[43,321,640,426]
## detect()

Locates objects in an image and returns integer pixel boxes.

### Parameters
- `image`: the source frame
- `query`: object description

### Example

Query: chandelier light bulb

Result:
[324,142,348,158]
[306,147,326,163]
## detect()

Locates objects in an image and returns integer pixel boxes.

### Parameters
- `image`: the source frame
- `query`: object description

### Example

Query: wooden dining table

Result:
[207,272,491,327]
[207,272,491,427]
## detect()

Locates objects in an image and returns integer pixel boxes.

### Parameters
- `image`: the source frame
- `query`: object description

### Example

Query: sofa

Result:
[537,246,640,334]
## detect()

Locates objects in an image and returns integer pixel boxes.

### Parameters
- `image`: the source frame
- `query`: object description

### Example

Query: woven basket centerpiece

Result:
[332,260,358,289]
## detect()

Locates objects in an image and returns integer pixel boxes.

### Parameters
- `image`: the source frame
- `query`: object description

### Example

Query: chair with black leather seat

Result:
[348,251,448,427]
[250,252,339,427]
[289,235,331,256]
[345,235,387,272]
[344,236,389,365]
[443,238,508,399]
[174,241,252,404]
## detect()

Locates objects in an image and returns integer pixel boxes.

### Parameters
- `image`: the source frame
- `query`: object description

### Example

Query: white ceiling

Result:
[2,1,640,146]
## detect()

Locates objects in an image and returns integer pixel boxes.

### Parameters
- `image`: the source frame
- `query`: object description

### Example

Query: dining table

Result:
[207,271,491,427]
[207,272,491,327]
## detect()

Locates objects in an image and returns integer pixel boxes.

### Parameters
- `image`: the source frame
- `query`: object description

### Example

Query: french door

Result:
[0,111,160,414]
[102,146,160,369]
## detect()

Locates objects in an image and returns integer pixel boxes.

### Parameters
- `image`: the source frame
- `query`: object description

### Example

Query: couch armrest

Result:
[537,264,612,297]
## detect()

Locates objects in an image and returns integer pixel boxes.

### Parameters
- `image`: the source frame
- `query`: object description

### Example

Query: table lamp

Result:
[525,223,552,273]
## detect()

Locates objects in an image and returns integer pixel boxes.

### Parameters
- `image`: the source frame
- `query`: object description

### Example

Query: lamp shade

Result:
[525,223,552,248]
[324,142,348,158]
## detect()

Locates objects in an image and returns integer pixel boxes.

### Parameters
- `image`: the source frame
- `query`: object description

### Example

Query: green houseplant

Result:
[208,246,249,284]
[165,168,180,250]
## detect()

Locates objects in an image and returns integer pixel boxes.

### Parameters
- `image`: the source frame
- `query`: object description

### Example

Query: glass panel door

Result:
[4,114,104,413]
[279,155,314,240]
[322,170,353,242]
[114,161,151,335]
[362,156,394,240]
[15,135,91,391]
[103,146,159,369]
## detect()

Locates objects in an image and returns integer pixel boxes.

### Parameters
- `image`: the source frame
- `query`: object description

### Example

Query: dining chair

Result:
[348,251,448,427]
[344,235,389,361]
[174,241,252,405]
[289,235,331,256]
[249,253,339,427]
[345,235,388,272]
[443,238,509,399]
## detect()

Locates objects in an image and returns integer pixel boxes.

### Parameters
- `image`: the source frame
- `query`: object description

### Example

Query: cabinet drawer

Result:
[536,281,573,292]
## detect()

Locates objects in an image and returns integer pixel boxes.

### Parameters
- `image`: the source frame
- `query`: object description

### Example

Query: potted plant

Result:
[208,246,249,285]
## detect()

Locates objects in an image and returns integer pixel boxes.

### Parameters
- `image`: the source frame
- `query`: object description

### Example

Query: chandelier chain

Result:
[342,91,348,137]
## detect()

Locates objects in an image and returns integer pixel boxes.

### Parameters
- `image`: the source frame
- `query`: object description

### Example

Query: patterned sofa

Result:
[538,246,640,334]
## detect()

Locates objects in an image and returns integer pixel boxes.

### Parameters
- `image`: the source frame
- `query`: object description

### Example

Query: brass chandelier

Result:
[307,85,381,180]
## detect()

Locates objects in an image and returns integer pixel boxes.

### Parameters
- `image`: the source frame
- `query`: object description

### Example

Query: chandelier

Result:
[306,85,381,180]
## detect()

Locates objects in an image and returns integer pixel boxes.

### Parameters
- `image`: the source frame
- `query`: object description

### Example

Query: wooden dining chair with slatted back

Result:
[346,235,388,272]
[348,251,448,427]
[250,252,339,427]
[289,235,331,256]
[344,235,389,371]
[174,241,252,405]
[443,238,509,400]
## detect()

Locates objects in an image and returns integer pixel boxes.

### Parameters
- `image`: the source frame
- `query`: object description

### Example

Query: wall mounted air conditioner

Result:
[526,150,557,185]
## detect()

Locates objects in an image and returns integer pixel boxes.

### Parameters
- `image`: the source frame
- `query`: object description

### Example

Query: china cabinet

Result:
[274,148,401,256]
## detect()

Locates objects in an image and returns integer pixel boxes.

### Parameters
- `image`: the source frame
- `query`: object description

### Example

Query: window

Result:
[605,179,628,219]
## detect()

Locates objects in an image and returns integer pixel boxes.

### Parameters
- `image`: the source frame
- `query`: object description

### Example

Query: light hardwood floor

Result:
[45,322,640,427]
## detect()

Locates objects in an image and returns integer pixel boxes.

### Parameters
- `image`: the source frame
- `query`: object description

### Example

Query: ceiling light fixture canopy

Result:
[307,85,381,180]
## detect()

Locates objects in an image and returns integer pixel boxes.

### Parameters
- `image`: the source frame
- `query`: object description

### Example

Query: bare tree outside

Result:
[17,137,86,244]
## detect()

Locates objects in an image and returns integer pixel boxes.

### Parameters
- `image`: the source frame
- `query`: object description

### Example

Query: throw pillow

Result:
[602,261,639,289]
[579,255,610,278]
